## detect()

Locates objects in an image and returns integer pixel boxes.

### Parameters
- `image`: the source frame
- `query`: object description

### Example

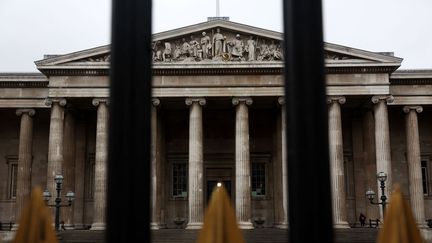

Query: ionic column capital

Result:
[232,97,253,106]
[16,109,36,117]
[45,98,67,107]
[185,98,206,106]
[403,106,423,114]
[152,98,161,107]
[371,95,394,104]
[277,97,285,106]
[327,96,346,105]
[92,98,110,107]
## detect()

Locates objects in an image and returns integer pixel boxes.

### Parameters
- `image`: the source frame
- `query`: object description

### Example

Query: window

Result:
[421,159,429,196]
[6,156,18,199]
[172,163,187,197]
[251,163,266,196]
[85,154,95,199]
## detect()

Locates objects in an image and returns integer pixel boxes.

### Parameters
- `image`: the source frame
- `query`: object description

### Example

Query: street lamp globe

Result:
[66,191,76,203]
[365,189,376,201]
[54,174,64,185]
[377,172,387,182]
[43,189,52,202]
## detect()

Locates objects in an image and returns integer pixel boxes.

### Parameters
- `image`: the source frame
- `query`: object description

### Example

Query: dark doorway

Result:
[206,180,232,203]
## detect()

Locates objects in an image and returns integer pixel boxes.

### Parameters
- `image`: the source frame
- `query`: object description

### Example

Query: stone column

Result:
[403,106,426,226]
[275,97,288,228]
[91,98,109,230]
[327,96,349,228]
[185,98,206,229]
[46,98,67,203]
[73,121,86,229]
[62,111,76,229]
[12,109,35,230]
[371,95,393,217]
[151,98,162,229]
[232,97,254,229]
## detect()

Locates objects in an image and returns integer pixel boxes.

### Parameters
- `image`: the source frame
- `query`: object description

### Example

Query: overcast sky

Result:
[0,0,431,72]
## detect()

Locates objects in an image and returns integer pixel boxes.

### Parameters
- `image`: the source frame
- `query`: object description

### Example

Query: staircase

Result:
[59,228,379,243]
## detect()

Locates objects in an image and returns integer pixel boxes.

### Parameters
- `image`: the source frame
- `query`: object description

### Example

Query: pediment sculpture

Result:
[152,28,284,63]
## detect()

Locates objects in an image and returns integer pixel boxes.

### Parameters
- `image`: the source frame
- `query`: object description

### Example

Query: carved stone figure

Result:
[324,52,351,60]
[229,34,244,59]
[200,32,212,59]
[152,41,163,61]
[257,40,270,61]
[181,38,191,58]
[274,44,283,60]
[189,35,200,58]
[245,36,256,61]
[173,43,182,60]
[212,28,225,57]
[269,40,283,60]
[163,42,172,62]
[87,54,111,62]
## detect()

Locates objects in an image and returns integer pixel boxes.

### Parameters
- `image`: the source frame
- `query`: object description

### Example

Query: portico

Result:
[1,20,432,233]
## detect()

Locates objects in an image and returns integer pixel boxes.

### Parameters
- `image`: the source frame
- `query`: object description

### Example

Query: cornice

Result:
[0,81,49,88]
[36,66,399,77]
[0,73,48,87]
[390,69,432,84]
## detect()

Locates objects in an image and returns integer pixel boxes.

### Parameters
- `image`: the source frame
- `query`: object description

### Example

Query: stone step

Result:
[59,228,379,243]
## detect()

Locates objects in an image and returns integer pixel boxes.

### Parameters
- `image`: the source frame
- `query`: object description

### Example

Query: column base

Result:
[11,224,19,231]
[90,223,106,230]
[64,224,74,230]
[185,222,203,230]
[151,222,166,230]
[238,221,254,229]
[417,222,429,229]
[273,222,289,229]
[420,228,432,242]
[333,221,350,229]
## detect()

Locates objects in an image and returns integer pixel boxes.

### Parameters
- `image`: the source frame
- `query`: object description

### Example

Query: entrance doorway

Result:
[206,180,232,203]
[205,167,233,204]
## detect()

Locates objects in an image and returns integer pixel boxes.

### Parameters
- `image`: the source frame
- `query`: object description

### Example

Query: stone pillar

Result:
[12,109,35,230]
[62,111,76,229]
[403,106,426,226]
[232,97,254,229]
[73,121,86,229]
[371,95,393,217]
[275,97,288,228]
[151,98,163,229]
[91,98,109,230]
[327,96,349,228]
[185,98,206,229]
[46,98,67,203]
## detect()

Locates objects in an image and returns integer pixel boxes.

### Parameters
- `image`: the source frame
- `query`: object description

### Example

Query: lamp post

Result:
[365,172,388,215]
[43,175,75,231]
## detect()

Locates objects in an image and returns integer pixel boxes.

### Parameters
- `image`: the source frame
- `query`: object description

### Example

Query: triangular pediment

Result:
[35,20,402,71]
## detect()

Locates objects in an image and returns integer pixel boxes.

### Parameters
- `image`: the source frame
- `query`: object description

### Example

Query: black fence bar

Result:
[283,0,334,242]
[107,0,152,242]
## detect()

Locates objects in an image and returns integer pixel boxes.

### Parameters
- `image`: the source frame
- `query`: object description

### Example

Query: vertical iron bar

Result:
[283,0,334,242]
[107,0,152,242]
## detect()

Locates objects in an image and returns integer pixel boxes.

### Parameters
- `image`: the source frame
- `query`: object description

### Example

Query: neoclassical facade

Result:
[1,19,432,231]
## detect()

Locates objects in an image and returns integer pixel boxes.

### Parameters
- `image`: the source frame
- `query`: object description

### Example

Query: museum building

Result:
[1,19,432,230]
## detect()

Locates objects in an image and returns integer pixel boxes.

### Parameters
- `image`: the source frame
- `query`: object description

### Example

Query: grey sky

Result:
[0,0,431,72]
